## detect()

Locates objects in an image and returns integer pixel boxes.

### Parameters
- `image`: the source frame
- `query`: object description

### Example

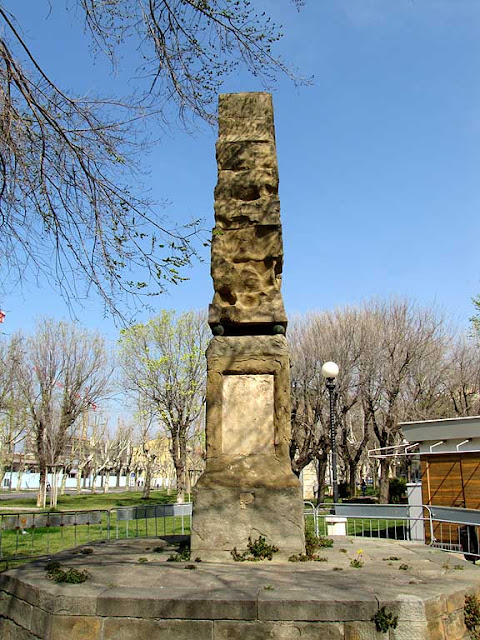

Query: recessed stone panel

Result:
[222,374,274,455]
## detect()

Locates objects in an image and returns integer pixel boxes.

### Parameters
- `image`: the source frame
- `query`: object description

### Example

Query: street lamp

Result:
[322,361,339,512]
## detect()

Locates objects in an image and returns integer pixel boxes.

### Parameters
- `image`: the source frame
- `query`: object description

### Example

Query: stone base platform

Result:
[1,537,479,639]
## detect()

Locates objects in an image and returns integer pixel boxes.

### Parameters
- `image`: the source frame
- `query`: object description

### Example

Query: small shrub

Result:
[388,477,407,503]
[47,567,89,584]
[465,594,480,640]
[372,606,398,633]
[44,560,61,572]
[231,536,279,561]
[80,547,94,555]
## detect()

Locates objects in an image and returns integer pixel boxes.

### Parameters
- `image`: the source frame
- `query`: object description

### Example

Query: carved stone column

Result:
[191,93,304,562]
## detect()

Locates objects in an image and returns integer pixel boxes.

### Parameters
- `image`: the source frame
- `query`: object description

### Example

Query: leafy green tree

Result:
[118,310,208,502]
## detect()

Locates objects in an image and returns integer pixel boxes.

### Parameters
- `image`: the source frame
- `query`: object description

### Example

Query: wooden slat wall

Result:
[420,453,480,546]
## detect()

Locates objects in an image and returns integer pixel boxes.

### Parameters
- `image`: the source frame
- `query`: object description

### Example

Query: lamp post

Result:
[321,361,339,512]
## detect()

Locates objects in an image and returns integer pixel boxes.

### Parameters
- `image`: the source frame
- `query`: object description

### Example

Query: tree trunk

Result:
[378,458,391,504]
[103,471,110,493]
[172,434,187,503]
[76,469,82,493]
[348,459,357,497]
[116,470,121,488]
[37,464,47,508]
[91,472,97,493]
[315,455,328,505]
[142,461,152,499]
[0,461,5,490]
[60,471,67,495]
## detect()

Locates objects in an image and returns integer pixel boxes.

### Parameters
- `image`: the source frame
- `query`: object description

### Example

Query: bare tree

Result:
[0,334,29,487]
[118,310,208,502]
[358,299,448,503]
[15,318,112,507]
[0,2,305,318]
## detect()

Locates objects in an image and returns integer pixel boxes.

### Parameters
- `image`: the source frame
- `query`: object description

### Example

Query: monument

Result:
[191,92,305,561]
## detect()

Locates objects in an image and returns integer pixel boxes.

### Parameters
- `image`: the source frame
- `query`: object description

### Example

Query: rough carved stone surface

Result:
[191,336,304,560]
[209,92,287,332]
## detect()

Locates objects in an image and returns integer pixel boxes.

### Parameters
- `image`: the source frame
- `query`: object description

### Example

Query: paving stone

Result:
[49,615,101,640]
[103,618,213,640]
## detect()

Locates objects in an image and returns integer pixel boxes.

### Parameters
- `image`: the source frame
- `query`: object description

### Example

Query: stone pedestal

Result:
[191,336,305,561]
[326,516,347,537]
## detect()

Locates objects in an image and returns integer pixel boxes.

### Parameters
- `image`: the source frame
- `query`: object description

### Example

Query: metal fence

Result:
[304,502,480,561]
[1,501,479,569]
[0,503,192,568]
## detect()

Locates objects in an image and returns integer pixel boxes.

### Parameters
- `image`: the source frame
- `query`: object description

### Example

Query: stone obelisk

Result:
[191,92,305,561]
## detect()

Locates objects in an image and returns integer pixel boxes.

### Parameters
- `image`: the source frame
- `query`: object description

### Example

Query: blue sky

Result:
[2,0,480,342]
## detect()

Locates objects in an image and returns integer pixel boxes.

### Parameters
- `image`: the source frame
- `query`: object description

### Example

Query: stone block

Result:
[214,620,344,640]
[0,619,39,640]
[214,169,278,204]
[218,117,274,142]
[211,224,282,265]
[344,621,383,640]
[97,587,257,620]
[216,141,277,172]
[103,618,213,640]
[377,594,425,622]
[30,606,50,638]
[443,610,467,640]
[389,620,428,639]
[257,590,377,622]
[445,590,467,614]
[3,595,32,630]
[218,92,274,120]
[49,615,101,640]
[426,616,446,640]
[213,199,281,229]
[0,591,11,617]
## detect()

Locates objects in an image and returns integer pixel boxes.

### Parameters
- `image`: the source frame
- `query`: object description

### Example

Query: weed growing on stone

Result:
[350,550,364,568]
[80,547,94,555]
[399,564,409,571]
[264,584,274,591]
[465,594,480,640]
[47,567,89,584]
[138,557,148,563]
[289,531,332,562]
[372,606,398,633]
[44,560,61,572]
[231,536,279,561]
[184,564,196,570]
[167,541,191,562]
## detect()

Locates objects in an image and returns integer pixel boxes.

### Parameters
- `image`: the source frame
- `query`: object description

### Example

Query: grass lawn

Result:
[0,490,189,570]
[0,489,178,512]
